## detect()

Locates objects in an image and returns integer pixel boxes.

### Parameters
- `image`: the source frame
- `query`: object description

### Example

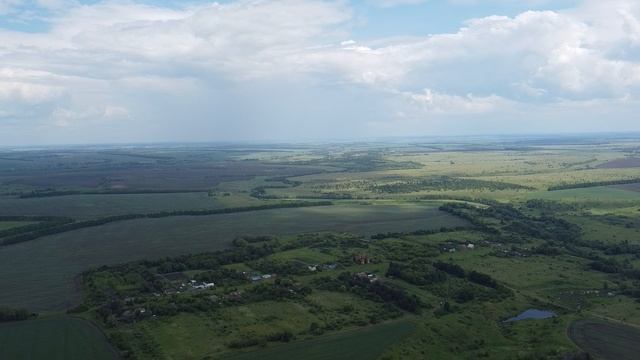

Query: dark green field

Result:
[0,203,467,310]
[568,320,640,360]
[0,192,221,219]
[0,221,36,230]
[613,183,640,192]
[0,317,117,360]
[226,320,415,360]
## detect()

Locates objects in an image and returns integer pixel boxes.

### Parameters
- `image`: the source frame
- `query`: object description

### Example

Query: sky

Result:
[1,0,640,145]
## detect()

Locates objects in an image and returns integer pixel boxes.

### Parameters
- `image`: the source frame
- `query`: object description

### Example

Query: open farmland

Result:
[0,192,221,219]
[0,203,468,310]
[2,138,640,359]
[613,183,640,192]
[0,316,117,360]
[596,157,640,169]
[526,186,640,203]
[0,221,36,230]
[568,320,640,360]
[226,320,415,360]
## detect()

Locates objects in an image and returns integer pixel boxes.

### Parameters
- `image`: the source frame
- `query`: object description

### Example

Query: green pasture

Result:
[569,319,640,360]
[0,317,117,360]
[530,186,640,203]
[0,221,36,231]
[225,320,415,360]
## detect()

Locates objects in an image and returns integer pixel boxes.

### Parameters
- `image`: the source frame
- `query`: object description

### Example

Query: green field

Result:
[0,317,117,360]
[0,221,36,230]
[225,320,415,360]
[0,203,467,311]
[529,186,640,203]
[569,319,640,360]
[0,192,221,219]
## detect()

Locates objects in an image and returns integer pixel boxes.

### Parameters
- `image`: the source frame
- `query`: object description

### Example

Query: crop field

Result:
[225,320,415,360]
[568,319,640,360]
[0,317,117,360]
[0,221,36,230]
[0,203,467,310]
[527,186,640,204]
[596,157,640,169]
[614,183,640,192]
[0,192,221,219]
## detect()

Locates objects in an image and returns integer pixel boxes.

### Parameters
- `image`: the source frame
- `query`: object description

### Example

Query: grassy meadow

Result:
[0,316,117,360]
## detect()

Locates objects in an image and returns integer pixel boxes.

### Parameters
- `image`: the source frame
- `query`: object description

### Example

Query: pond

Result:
[504,309,556,322]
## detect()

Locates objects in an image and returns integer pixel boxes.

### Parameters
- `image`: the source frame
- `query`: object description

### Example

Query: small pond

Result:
[504,309,556,322]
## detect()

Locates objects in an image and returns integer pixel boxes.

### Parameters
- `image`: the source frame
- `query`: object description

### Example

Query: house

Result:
[250,275,263,282]
[467,243,475,249]
[193,282,215,290]
[262,274,272,279]
[356,272,378,283]
[353,254,371,265]
[226,290,243,302]
[308,265,318,272]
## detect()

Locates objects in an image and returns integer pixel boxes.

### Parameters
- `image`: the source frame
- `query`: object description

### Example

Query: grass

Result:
[0,221,36,231]
[0,316,117,360]
[439,249,608,298]
[388,303,575,359]
[614,183,640,192]
[124,295,390,359]
[0,203,468,311]
[569,319,640,360]
[268,248,338,264]
[225,320,415,360]
[529,186,640,203]
[566,214,640,245]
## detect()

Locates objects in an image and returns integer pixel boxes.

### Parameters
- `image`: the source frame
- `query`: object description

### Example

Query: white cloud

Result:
[0,0,21,14]
[0,81,62,104]
[1,0,640,143]
[369,0,428,8]
[405,89,510,114]
[51,105,130,127]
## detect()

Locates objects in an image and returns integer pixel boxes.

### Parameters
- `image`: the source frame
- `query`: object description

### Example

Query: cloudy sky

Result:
[1,0,639,145]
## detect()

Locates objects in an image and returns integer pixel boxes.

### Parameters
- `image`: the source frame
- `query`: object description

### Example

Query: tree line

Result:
[370,226,468,240]
[0,307,35,322]
[548,178,640,191]
[1,201,332,246]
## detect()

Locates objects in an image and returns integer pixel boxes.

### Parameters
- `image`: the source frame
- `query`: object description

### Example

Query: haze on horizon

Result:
[1,0,640,146]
